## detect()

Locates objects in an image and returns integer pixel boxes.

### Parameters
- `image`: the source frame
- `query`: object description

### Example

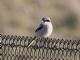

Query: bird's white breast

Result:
[44,22,53,37]
[36,22,53,38]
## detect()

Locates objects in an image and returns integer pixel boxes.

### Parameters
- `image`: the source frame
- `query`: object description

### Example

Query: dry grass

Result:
[0,0,80,39]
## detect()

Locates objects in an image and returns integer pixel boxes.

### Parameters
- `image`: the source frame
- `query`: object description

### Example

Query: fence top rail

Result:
[0,34,80,50]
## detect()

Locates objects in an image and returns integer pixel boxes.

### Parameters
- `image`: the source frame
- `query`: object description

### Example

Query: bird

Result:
[27,17,53,47]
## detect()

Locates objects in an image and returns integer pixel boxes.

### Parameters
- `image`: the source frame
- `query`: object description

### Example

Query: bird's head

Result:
[42,17,51,22]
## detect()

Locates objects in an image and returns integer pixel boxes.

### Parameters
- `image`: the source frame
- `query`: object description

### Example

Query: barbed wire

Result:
[0,34,80,60]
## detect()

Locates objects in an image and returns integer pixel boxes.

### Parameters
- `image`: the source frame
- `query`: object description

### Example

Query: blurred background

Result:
[0,0,80,39]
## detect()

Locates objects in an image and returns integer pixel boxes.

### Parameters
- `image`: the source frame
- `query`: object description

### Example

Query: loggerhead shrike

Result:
[28,17,53,47]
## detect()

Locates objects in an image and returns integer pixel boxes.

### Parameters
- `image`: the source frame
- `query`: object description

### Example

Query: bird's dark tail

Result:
[27,36,36,47]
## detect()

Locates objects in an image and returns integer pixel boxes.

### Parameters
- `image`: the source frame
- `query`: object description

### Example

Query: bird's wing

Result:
[35,24,43,32]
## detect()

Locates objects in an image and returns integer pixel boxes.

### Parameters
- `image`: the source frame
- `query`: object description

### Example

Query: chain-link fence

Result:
[0,34,80,60]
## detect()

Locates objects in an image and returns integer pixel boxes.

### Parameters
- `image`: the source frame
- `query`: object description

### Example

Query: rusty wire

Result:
[0,34,80,60]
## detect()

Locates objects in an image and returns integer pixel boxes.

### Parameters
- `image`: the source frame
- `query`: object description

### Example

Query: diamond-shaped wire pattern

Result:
[0,34,80,60]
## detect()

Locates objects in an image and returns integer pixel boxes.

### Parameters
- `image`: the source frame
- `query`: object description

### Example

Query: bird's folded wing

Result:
[35,24,43,32]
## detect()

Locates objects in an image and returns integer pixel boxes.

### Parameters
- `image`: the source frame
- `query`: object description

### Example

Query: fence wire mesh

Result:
[0,34,80,60]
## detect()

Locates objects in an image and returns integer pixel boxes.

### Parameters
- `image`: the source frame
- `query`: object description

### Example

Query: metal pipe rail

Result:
[0,34,80,60]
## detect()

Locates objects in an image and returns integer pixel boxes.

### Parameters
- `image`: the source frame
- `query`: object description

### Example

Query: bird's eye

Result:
[42,20,50,22]
[42,17,50,22]
[45,20,50,22]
